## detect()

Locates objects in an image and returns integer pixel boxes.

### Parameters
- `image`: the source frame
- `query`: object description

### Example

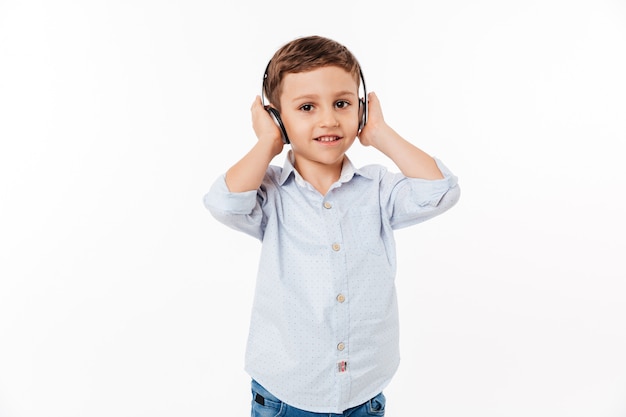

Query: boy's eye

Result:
[299,104,313,112]
[335,100,350,109]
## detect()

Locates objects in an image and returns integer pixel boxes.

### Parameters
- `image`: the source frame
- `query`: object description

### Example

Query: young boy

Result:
[204,35,460,416]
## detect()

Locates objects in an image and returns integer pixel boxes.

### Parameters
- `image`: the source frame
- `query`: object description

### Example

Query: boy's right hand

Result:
[251,96,284,156]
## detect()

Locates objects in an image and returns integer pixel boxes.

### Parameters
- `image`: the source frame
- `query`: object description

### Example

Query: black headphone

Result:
[261,61,368,144]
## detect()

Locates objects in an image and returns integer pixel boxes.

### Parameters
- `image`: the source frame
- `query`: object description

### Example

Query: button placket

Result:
[321,194,349,385]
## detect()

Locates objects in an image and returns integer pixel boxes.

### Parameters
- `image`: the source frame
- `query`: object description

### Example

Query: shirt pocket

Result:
[349,207,384,256]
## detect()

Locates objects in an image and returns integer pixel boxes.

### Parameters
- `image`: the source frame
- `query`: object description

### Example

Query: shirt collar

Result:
[278,150,373,187]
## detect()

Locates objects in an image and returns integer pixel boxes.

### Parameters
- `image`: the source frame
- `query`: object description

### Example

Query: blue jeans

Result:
[251,380,386,417]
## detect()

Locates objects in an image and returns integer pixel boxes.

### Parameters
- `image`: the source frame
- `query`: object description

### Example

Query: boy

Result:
[204,35,460,416]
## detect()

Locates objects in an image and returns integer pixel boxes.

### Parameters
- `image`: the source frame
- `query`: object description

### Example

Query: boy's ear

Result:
[265,106,290,145]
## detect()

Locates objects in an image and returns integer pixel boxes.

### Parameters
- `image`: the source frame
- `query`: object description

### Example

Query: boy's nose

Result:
[319,108,339,127]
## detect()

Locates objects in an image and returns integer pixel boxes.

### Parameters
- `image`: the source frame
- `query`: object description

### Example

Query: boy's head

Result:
[263,35,362,112]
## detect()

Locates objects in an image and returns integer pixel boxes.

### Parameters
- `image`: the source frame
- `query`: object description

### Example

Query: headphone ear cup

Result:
[358,98,367,132]
[266,107,290,144]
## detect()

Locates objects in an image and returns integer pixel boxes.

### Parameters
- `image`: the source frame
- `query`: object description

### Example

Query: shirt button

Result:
[337,342,345,351]
[336,294,346,303]
[332,243,341,251]
[323,201,332,209]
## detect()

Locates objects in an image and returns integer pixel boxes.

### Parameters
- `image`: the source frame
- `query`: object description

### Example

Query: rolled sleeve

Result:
[415,158,459,206]
[389,158,460,229]
[203,175,264,239]
[203,174,258,214]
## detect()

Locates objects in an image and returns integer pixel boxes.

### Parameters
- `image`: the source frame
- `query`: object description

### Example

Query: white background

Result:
[1,1,625,416]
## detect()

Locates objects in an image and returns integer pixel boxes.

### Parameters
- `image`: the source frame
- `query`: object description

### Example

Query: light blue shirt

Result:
[204,151,460,413]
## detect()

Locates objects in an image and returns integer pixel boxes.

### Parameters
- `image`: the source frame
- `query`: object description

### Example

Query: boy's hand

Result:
[224,97,286,192]
[251,96,284,156]
[357,92,444,180]
[357,92,392,148]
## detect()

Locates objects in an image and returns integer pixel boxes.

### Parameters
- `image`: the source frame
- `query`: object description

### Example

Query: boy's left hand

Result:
[357,92,444,180]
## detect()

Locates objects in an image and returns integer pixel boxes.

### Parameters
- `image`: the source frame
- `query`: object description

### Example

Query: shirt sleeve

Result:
[203,174,265,240]
[385,158,460,230]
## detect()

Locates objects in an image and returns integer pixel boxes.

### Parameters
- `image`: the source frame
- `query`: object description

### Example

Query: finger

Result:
[366,91,383,118]
[251,95,262,110]
[367,91,378,106]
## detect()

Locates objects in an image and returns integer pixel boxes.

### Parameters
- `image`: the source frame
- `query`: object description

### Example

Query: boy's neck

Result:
[293,155,345,195]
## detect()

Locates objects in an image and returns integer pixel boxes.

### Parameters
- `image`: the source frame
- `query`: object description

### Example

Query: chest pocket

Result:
[347,207,384,256]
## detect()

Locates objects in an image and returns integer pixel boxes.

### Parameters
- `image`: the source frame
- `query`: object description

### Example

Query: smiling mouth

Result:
[314,136,341,142]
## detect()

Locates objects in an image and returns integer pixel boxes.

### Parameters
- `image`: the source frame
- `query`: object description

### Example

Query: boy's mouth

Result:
[314,135,341,142]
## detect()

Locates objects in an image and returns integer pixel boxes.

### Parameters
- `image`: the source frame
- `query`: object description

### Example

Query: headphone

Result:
[261,61,368,144]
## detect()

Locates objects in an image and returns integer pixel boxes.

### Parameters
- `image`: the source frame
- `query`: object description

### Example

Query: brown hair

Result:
[263,35,361,111]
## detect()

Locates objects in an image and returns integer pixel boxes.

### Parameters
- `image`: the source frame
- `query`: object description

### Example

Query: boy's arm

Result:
[358,92,444,180]
[224,96,284,192]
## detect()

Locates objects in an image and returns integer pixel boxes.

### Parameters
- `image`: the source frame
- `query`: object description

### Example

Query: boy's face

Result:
[278,65,360,169]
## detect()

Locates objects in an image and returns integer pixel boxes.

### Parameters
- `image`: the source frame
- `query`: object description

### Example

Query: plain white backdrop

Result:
[1,1,625,416]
